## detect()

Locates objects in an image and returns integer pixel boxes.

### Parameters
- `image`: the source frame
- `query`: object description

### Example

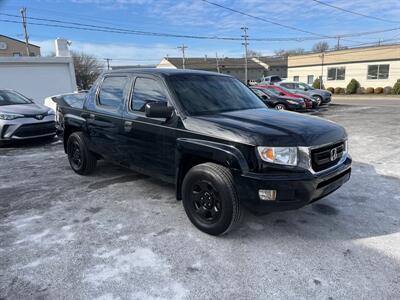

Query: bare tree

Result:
[247,49,263,57]
[274,48,305,57]
[72,51,103,90]
[312,41,330,53]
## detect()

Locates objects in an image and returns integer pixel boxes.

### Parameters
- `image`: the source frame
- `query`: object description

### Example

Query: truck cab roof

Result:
[108,68,232,78]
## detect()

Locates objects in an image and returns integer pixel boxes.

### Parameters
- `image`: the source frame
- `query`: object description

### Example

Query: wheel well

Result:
[63,126,81,153]
[176,154,224,201]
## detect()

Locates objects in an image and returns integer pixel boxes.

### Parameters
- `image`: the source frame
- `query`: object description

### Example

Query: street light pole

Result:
[319,52,325,89]
[241,27,249,84]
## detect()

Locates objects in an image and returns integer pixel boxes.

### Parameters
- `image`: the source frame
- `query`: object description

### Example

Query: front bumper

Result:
[322,95,332,104]
[287,102,307,111]
[234,156,352,214]
[0,115,56,141]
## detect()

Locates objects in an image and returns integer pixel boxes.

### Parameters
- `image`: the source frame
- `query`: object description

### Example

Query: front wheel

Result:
[182,163,241,235]
[314,96,323,106]
[67,132,97,175]
[274,103,287,110]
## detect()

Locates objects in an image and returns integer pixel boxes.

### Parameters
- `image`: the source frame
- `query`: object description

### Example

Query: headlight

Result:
[257,147,298,166]
[0,112,24,120]
[47,109,55,115]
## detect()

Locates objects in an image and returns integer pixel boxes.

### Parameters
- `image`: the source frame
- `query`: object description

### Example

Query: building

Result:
[0,34,41,57]
[0,39,77,104]
[157,56,287,82]
[287,44,400,88]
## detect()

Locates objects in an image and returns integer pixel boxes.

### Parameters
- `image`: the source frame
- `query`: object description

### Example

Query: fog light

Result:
[259,189,277,201]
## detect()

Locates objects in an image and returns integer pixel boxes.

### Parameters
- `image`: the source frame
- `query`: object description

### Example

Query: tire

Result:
[67,132,97,175]
[182,163,241,236]
[274,103,287,110]
[314,95,323,106]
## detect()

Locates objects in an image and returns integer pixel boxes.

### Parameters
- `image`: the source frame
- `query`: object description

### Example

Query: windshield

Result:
[0,90,32,106]
[264,87,281,96]
[167,74,265,115]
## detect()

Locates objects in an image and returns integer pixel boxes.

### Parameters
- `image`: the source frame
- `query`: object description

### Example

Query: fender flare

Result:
[175,138,250,200]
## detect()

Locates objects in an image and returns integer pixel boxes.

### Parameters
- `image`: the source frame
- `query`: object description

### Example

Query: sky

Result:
[1,0,400,67]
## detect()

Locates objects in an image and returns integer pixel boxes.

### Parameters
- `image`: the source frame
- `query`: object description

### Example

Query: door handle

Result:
[124,121,132,126]
[124,121,133,132]
[89,113,95,119]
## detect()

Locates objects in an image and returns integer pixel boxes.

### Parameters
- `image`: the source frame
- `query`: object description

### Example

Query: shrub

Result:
[312,78,324,89]
[334,87,344,94]
[366,87,374,94]
[356,87,365,94]
[346,79,360,94]
[374,87,383,94]
[393,79,400,95]
[383,86,392,95]
[327,87,334,93]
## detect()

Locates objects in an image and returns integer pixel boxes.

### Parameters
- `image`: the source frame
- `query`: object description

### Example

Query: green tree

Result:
[346,79,360,94]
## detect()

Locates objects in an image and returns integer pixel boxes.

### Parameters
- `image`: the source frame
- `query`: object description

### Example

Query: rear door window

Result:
[98,76,129,109]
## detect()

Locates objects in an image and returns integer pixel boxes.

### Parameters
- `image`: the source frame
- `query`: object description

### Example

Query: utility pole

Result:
[241,27,249,85]
[319,52,325,89]
[20,7,30,56]
[177,44,187,69]
[336,36,341,50]
[216,52,220,73]
[104,58,111,70]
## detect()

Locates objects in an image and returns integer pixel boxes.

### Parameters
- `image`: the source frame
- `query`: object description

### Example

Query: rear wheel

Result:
[274,103,287,110]
[67,132,97,175]
[182,163,241,235]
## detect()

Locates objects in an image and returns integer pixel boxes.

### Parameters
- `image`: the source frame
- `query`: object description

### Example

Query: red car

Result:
[257,85,317,109]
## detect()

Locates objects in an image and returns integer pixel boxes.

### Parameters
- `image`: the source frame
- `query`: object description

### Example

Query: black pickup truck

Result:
[58,69,351,235]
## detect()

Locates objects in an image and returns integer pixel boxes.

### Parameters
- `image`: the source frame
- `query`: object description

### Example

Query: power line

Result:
[200,0,400,43]
[2,12,399,43]
[310,0,400,24]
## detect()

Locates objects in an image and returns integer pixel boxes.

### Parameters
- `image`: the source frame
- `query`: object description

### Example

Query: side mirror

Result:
[304,87,308,91]
[145,102,173,119]
[261,95,269,100]
[279,92,285,96]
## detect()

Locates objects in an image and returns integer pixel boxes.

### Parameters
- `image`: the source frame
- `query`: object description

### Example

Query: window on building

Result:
[293,76,299,82]
[327,67,346,80]
[29,52,35,56]
[13,52,21,57]
[307,75,314,84]
[98,76,128,109]
[367,64,389,80]
[132,77,167,112]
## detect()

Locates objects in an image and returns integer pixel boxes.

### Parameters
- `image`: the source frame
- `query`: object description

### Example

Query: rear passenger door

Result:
[86,75,129,162]
[120,76,177,180]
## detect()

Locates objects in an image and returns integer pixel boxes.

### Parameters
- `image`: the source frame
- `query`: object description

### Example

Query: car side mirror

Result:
[261,95,269,100]
[145,102,173,119]
[304,87,308,91]
[279,92,285,96]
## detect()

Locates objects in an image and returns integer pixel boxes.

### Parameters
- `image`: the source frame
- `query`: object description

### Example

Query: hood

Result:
[0,103,50,116]
[311,89,330,95]
[184,108,346,147]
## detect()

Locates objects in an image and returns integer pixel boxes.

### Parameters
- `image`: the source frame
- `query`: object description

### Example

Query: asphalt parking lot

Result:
[1,102,400,299]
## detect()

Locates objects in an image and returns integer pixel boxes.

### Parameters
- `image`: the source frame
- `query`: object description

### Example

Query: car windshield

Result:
[0,90,32,106]
[265,87,281,96]
[167,74,265,115]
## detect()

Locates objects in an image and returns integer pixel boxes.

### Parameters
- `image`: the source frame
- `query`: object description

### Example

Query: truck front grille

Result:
[311,141,345,172]
[13,122,56,138]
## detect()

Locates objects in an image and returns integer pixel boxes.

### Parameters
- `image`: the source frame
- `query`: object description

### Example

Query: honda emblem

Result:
[330,147,338,161]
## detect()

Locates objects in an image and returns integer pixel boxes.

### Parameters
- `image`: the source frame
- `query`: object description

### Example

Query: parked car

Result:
[257,85,318,109]
[0,89,56,145]
[258,75,282,85]
[58,69,351,236]
[276,81,332,106]
[250,87,306,111]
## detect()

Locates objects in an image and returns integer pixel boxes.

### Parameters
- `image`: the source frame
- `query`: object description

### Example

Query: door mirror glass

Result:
[145,102,173,119]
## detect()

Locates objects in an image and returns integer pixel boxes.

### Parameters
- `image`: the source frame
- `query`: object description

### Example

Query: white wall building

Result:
[287,44,400,89]
[0,39,77,104]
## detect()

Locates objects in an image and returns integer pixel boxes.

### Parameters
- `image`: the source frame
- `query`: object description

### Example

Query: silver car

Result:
[0,89,56,144]
[276,81,332,106]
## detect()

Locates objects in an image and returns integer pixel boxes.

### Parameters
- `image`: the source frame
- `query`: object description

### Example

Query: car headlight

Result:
[0,112,24,120]
[47,109,55,115]
[257,147,298,166]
